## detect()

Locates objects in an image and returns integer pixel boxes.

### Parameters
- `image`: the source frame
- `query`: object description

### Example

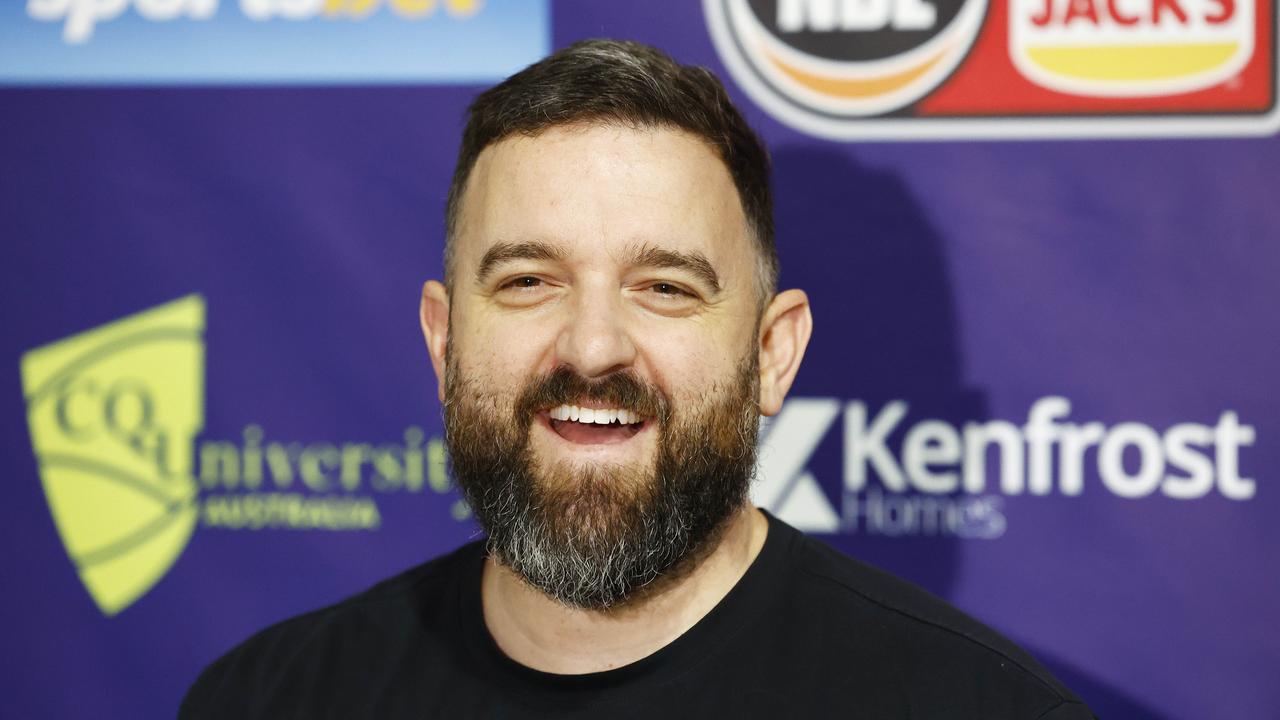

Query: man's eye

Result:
[650,283,689,297]
[502,276,543,290]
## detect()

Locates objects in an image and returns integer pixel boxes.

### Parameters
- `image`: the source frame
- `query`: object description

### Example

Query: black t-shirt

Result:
[181,513,1095,719]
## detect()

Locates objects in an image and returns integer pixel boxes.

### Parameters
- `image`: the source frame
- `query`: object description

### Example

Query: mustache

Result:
[515,366,671,424]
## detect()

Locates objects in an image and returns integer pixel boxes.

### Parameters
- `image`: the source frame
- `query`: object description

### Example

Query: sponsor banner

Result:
[0,0,548,85]
[705,0,1279,138]
[33,285,1257,618]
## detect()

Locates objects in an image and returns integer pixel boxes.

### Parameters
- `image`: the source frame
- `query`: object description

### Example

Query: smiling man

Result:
[181,40,1094,719]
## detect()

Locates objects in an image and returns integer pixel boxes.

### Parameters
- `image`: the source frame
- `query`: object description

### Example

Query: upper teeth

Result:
[548,405,642,425]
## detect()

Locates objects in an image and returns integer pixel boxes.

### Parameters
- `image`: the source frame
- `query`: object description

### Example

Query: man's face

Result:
[435,124,767,608]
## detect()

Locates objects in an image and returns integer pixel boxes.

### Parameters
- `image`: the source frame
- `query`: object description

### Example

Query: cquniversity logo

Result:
[21,295,204,617]
[21,296,460,617]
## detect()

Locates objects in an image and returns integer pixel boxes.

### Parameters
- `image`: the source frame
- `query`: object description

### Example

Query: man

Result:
[181,40,1094,718]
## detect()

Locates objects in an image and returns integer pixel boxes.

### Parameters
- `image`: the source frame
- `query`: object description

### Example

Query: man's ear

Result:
[757,289,812,417]
[420,280,450,402]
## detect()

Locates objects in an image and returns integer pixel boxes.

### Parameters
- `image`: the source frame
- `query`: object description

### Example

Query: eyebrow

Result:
[475,240,566,284]
[625,243,722,294]
[473,239,722,295]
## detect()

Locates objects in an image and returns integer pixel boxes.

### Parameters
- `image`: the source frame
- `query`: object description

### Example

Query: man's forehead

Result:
[455,123,751,276]
[478,121,718,165]
[468,123,732,203]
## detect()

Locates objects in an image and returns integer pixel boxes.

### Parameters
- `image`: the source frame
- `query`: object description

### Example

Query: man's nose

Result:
[555,289,637,378]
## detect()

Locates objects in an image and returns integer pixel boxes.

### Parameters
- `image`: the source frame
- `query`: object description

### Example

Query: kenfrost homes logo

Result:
[753,397,1258,536]
[20,295,456,616]
[705,0,1280,140]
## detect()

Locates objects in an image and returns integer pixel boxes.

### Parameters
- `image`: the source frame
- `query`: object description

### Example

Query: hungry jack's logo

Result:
[1011,0,1255,97]
[21,296,458,617]
[705,0,1279,139]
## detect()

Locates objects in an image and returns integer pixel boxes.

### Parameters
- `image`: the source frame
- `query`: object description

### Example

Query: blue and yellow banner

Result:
[1,0,548,84]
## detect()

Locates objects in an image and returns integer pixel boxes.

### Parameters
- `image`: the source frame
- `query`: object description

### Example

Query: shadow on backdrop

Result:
[770,145,1162,718]
[772,143,981,599]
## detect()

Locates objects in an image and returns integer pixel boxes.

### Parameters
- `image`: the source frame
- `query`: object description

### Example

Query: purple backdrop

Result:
[2,2,1277,719]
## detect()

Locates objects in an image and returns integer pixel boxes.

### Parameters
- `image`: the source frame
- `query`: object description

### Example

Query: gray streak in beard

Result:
[444,359,759,610]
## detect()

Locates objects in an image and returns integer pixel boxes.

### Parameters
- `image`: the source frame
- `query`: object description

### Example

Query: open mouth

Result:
[544,404,646,445]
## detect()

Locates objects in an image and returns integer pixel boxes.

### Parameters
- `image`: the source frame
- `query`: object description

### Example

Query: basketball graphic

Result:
[705,0,990,130]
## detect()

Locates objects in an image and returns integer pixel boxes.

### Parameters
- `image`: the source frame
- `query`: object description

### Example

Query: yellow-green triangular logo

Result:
[20,295,205,616]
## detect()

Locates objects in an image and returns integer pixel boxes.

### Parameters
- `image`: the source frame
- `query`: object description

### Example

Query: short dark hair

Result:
[445,39,777,301]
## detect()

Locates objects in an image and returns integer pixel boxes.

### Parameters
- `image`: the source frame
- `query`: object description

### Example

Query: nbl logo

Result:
[705,0,989,121]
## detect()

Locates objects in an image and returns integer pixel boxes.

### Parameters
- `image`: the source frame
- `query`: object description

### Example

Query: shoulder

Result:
[179,540,483,719]
[766,517,1094,719]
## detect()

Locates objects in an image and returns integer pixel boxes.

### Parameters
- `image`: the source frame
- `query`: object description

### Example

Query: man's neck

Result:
[479,504,770,675]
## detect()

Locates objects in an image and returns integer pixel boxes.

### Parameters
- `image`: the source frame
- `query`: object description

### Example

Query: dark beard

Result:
[444,357,759,610]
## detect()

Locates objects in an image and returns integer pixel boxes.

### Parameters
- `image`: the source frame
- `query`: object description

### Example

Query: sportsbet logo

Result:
[29,0,483,45]
[3,1,549,86]
[21,296,457,616]
[21,295,205,616]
